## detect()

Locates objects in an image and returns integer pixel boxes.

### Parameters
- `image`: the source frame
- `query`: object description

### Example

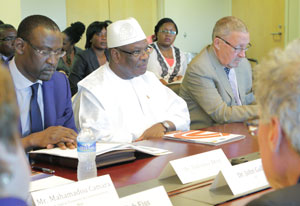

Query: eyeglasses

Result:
[216,36,252,53]
[23,39,66,58]
[117,45,153,58]
[0,36,16,42]
[244,117,259,136]
[159,30,177,35]
[95,31,107,37]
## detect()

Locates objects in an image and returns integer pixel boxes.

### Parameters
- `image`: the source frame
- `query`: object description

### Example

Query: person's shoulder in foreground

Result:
[0,66,30,205]
[247,183,300,206]
[246,39,300,205]
[180,16,258,129]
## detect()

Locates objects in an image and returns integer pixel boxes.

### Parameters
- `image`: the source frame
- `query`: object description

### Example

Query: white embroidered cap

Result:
[107,17,146,48]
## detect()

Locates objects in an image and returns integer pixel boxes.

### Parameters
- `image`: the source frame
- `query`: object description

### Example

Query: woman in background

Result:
[147,18,187,86]
[56,21,85,76]
[0,65,30,205]
[69,21,109,96]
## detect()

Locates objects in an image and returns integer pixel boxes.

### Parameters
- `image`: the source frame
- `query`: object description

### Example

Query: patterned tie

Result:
[224,67,242,105]
[224,67,230,77]
[30,83,43,133]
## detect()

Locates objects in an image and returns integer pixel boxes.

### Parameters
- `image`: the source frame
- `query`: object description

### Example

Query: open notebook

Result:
[29,143,171,168]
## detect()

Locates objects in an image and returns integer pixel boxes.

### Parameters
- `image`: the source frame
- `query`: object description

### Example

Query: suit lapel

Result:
[42,78,56,128]
[90,48,100,69]
[207,46,235,100]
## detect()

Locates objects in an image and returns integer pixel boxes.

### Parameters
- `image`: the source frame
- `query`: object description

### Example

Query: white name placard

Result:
[159,149,231,184]
[120,186,172,206]
[210,158,269,195]
[31,175,121,206]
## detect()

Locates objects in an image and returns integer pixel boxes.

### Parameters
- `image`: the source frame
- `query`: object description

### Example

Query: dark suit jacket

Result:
[68,48,109,96]
[56,46,83,76]
[246,183,300,206]
[41,71,77,133]
[18,71,77,135]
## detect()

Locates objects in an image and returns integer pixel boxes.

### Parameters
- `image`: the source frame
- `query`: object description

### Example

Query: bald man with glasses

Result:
[180,16,258,129]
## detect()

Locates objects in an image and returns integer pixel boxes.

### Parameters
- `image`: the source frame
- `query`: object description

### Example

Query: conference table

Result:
[34,123,267,205]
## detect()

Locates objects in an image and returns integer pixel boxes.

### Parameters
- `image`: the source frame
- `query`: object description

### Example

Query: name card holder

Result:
[120,186,172,206]
[210,158,269,196]
[31,175,121,206]
[176,159,270,205]
[159,149,231,184]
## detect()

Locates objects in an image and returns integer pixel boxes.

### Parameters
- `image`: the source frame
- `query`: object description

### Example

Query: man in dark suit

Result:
[246,39,300,205]
[9,15,77,151]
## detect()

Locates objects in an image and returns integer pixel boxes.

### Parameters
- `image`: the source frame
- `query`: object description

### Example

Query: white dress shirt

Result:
[9,59,44,136]
[228,68,242,106]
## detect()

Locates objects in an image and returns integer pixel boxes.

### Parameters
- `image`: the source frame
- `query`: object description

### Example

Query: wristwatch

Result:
[161,121,171,133]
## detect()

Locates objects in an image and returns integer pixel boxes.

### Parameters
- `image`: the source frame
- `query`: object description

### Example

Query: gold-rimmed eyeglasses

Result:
[23,39,66,58]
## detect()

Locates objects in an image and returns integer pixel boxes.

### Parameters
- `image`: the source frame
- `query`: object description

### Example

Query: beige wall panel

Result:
[66,0,110,49]
[285,0,300,44]
[232,0,285,64]
[21,0,67,31]
[109,0,158,36]
[164,0,232,53]
[0,0,22,28]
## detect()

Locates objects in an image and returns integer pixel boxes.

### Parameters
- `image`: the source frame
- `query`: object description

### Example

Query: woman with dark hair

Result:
[69,21,109,96]
[147,18,187,87]
[56,21,85,76]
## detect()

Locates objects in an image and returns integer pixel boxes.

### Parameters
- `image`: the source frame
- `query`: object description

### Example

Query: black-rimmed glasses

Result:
[216,36,252,53]
[0,36,16,42]
[117,45,153,58]
[23,39,66,58]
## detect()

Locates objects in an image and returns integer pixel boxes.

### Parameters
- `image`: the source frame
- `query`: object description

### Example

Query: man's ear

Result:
[213,37,220,50]
[269,117,283,153]
[110,48,121,64]
[14,37,25,55]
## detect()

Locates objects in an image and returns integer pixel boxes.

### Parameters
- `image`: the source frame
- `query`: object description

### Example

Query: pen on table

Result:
[31,166,55,174]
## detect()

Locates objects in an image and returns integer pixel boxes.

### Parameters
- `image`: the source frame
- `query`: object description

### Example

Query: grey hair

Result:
[212,16,248,40]
[254,38,300,154]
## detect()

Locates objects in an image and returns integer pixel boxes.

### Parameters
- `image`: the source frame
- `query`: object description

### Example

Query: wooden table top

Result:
[34,123,258,189]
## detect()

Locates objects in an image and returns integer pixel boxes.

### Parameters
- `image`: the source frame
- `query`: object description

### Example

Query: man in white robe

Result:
[72,17,190,142]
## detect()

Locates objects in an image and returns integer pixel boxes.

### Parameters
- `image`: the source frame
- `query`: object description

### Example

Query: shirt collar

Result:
[9,58,43,90]
[2,55,9,61]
